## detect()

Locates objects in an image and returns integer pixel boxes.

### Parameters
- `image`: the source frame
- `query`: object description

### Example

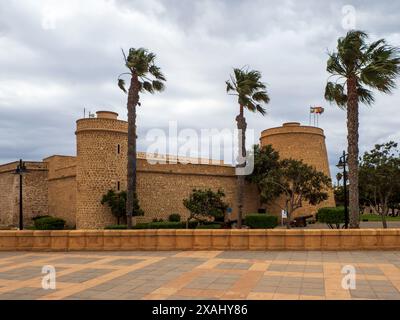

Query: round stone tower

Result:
[75,111,128,229]
[260,122,335,217]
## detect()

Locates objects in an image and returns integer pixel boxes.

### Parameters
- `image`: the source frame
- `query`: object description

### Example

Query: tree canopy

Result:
[359,141,400,228]
[226,67,270,115]
[183,189,229,223]
[118,47,166,96]
[325,30,400,108]
[248,145,332,227]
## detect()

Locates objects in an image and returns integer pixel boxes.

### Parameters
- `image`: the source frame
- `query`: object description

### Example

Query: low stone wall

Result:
[0,229,399,251]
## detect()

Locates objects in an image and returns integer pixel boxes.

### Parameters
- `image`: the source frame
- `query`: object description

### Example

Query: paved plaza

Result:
[0,251,400,300]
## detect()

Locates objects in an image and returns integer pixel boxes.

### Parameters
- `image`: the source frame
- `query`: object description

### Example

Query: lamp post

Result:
[14,159,27,230]
[336,151,349,229]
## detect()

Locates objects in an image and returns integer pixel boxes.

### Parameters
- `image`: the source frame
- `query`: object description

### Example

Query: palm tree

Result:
[226,67,270,228]
[325,30,400,228]
[336,172,343,187]
[118,48,166,228]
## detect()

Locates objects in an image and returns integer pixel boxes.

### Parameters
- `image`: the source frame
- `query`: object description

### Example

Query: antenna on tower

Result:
[83,107,86,118]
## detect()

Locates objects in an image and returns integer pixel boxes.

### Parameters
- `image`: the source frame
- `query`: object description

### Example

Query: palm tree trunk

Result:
[347,75,360,229]
[126,74,140,228]
[236,105,246,229]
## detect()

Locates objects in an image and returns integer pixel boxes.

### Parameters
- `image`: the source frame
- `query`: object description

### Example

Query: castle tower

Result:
[260,122,335,217]
[75,111,128,229]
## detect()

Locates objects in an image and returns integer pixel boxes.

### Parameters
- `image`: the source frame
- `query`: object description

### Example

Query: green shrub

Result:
[316,207,345,228]
[196,224,221,229]
[169,214,181,222]
[131,220,200,229]
[34,216,65,230]
[244,214,278,229]
[132,221,184,229]
[32,215,51,221]
[187,220,199,229]
[105,224,127,229]
[152,218,164,223]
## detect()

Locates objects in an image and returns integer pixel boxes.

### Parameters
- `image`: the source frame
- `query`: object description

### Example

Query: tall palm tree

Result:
[226,67,270,228]
[325,30,400,228]
[118,48,166,228]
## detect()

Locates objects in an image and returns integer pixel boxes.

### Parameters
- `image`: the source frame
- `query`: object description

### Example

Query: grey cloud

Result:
[0,0,399,180]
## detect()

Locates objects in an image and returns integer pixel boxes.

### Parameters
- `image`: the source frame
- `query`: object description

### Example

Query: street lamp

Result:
[336,151,349,229]
[14,159,27,230]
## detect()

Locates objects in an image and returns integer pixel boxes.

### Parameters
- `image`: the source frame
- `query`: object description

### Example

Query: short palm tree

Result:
[325,30,400,228]
[118,48,166,228]
[226,67,270,228]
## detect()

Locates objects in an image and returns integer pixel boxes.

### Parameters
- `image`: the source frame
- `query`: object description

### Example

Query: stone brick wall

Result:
[44,156,77,228]
[0,163,18,226]
[137,161,260,223]
[0,162,48,227]
[260,122,336,219]
[2,229,400,251]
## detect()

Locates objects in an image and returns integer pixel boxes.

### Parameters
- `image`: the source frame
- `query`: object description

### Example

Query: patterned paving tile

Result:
[0,266,47,281]
[106,258,145,266]
[216,262,252,270]
[0,287,51,300]
[1,251,400,300]
[49,257,103,265]
[57,268,113,283]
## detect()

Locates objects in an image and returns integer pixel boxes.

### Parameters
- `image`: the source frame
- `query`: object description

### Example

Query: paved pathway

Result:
[0,251,400,300]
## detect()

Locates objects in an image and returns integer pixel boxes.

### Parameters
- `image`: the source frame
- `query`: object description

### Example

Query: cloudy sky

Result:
[1,0,400,178]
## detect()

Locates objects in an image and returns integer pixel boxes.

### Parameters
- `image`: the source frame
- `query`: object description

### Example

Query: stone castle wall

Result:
[0,162,48,227]
[0,113,335,229]
[74,111,259,229]
[44,156,77,227]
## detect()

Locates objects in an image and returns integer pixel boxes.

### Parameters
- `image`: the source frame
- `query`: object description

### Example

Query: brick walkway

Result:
[0,251,400,300]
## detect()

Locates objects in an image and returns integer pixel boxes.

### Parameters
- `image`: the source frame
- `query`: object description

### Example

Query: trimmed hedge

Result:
[136,222,184,229]
[105,225,127,229]
[32,215,51,221]
[34,216,66,230]
[168,214,181,222]
[105,220,214,229]
[196,224,221,229]
[133,221,199,229]
[244,214,278,229]
[316,207,345,228]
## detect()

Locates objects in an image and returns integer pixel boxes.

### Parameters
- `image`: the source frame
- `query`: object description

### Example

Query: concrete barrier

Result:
[0,229,399,251]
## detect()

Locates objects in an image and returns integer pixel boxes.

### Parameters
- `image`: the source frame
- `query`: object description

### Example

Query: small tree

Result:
[249,146,331,228]
[183,189,228,228]
[359,141,400,228]
[101,190,143,225]
[265,159,331,228]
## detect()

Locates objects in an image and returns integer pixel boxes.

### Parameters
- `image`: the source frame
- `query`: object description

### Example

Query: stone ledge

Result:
[0,229,399,251]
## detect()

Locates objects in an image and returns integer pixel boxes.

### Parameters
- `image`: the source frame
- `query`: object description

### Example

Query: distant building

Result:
[0,111,335,229]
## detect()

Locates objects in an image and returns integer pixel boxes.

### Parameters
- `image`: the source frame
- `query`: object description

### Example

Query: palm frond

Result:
[120,47,166,96]
[325,82,347,108]
[118,79,127,93]
[357,86,375,105]
[252,91,270,104]
[226,80,235,93]
[142,81,154,93]
[152,80,165,92]
[227,66,270,116]
[325,30,400,108]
